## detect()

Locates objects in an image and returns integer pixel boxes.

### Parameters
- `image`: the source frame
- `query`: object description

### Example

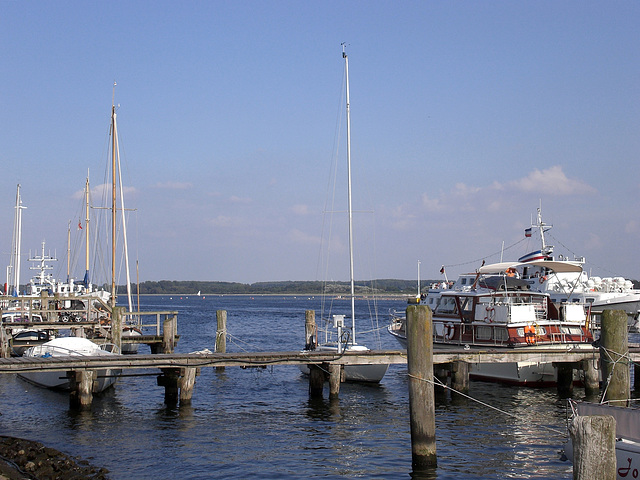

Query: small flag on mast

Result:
[524,227,532,237]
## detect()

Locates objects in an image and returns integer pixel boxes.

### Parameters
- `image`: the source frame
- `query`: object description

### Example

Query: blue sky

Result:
[1,1,639,285]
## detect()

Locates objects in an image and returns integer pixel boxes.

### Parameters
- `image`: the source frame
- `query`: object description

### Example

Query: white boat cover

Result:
[577,402,640,443]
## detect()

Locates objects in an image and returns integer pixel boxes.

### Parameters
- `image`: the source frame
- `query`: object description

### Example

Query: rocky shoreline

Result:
[0,436,109,480]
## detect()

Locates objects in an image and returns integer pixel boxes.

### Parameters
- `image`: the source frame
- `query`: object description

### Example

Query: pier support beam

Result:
[582,358,600,397]
[308,364,324,398]
[600,309,629,406]
[556,363,574,397]
[450,361,469,395]
[329,363,341,399]
[162,315,177,354]
[111,306,123,352]
[216,310,227,372]
[69,370,94,409]
[570,415,616,480]
[158,368,180,406]
[179,367,198,404]
[406,304,437,469]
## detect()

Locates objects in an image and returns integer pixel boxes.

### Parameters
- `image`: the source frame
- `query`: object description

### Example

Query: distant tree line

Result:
[118,279,429,296]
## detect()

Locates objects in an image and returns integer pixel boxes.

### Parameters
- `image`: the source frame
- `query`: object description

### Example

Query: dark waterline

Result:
[0,295,576,479]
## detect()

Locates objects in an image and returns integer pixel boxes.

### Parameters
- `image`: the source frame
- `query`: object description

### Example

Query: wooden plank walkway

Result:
[0,346,638,373]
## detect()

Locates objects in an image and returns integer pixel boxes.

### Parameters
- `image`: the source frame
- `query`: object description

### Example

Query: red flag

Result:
[78,221,83,230]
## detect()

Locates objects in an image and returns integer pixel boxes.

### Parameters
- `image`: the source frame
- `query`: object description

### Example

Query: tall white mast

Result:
[9,185,27,296]
[343,44,356,344]
[84,173,90,288]
[111,85,117,308]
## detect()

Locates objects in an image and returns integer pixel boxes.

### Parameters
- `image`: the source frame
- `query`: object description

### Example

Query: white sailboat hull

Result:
[18,337,121,392]
[299,344,389,383]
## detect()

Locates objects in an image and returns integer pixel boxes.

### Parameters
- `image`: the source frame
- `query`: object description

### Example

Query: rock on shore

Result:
[0,436,109,480]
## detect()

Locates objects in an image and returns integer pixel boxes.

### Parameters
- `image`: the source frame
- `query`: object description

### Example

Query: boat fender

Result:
[444,323,455,340]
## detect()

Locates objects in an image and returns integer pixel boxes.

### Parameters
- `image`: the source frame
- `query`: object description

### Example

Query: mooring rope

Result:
[406,372,566,435]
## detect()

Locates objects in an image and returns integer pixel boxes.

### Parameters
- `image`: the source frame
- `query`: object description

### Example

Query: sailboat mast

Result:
[111,94,117,308]
[84,174,90,287]
[343,45,356,343]
[10,184,26,296]
[67,222,71,283]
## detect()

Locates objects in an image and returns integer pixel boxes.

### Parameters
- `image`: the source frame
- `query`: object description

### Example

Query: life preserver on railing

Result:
[484,306,495,323]
[524,325,536,345]
[539,276,547,284]
[444,323,455,340]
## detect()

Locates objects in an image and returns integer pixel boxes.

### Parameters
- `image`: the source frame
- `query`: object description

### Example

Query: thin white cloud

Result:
[506,166,596,195]
[288,228,321,245]
[73,183,137,200]
[291,204,311,215]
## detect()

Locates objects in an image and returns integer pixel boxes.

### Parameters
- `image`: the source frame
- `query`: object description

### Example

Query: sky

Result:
[1,1,639,285]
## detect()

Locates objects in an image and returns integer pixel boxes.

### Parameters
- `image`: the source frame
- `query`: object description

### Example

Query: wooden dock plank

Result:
[0,346,634,373]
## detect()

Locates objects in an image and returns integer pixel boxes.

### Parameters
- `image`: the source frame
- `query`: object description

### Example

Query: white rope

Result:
[407,372,565,435]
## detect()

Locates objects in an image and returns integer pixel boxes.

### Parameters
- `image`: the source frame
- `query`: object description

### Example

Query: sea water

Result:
[0,295,575,479]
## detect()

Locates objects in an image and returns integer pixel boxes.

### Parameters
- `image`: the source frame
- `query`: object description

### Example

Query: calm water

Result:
[0,295,578,479]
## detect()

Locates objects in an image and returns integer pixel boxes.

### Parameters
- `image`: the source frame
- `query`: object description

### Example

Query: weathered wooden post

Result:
[570,415,616,480]
[329,363,341,399]
[308,364,324,398]
[111,306,123,352]
[158,368,180,406]
[556,363,574,397]
[305,310,316,350]
[179,367,198,405]
[216,310,227,372]
[450,361,469,394]
[0,309,9,359]
[600,309,629,406]
[582,358,600,397]
[162,314,177,354]
[406,304,437,469]
[69,370,94,409]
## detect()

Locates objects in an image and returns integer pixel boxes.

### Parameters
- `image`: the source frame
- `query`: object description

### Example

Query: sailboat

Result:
[300,47,389,383]
[96,85,141,353]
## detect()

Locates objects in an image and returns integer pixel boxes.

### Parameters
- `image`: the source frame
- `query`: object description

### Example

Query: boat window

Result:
[494,328,509,342]
[476,326,492,340]
[459,297,473,313]
[436,297,458,314]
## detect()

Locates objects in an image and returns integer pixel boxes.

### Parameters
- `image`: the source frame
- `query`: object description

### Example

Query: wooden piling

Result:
[305,310,316,349]
[600,309,629,406]
[178,367,197,404]
[69,370,94,409]
[0,310,9,359]
[450,361,469,394]
[582,358,600,396]
[406,304,437,469]
[329,363,341,399]
[570,414,616,480]
[162,315,177,354]
[111,306,123,351]
[308,364,324,398]
[216,310,227,372]
[556,363,574,397]
[158,368,180,406]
